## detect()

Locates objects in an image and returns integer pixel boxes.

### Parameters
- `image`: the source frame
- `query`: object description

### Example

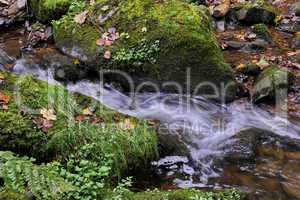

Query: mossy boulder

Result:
[234,0,277,25]
[29,0,71,23]
[53,0,237,102]
[0,72,158,176]
[252,66,294,103]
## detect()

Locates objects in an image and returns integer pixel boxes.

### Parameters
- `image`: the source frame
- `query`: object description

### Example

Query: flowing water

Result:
[2,28,300,199]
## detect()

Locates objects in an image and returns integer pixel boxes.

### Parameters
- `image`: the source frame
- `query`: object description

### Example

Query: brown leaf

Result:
[40,108,57,121]
[0,91,10,105]
[96,38,105,46]
[0,73,5,80]
[104,51,111,59]
[74,11,88,25]
[118,118,135,130]
[105,40,113,46]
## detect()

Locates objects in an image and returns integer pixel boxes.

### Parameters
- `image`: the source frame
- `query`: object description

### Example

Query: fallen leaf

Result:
[236,63,246,71]
[101,5,109,11]
[74,11,88,25]
[104,51,111,59]
[90,0,95,5]
[96,38,105,46]
[33,117,53,132]
[119,118,135,130]
[40,108,57,121]
[76,115,87,122]
[73,59,80,65]
[105,40,113,46]
[142,27,147,33]
[82,107,93,116]
[0,73,5,80]
[257,57,270,69]
[0,91,10,104]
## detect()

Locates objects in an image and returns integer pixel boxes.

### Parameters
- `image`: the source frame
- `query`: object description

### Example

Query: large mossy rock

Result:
[29,0,71,23]
[234,0,277,25]
[53,0,237,101]
[252,66,294,103]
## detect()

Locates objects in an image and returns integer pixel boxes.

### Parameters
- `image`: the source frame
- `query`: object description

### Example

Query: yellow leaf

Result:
[73,59,80,65]
[236,63,246,71]
[40,108,57,121]
[82,107,93,116]
[0,73,4,80]
[296,32,300,37]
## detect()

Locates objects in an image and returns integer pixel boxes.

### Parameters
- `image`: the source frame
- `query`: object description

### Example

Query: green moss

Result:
[0,73,158,177]
[0,112,47,158]
[253,23,269,35]
[53,0,236,101]
[125,189,242,200]
[29,0,71,22]
[0,189,30,200]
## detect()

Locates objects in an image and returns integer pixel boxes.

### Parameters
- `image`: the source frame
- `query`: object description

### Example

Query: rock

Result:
[157,123,191,157]
[234,0,277,25]
[244,39,269,51]
[0,48,15,67]
[226,41,246,50]
[281,161,300,199]
[53,0,237,102]
[223,128,258,163]
[291,35,300,49]
[252,66,294,103]
[216,20,226,32]
[22,22,53,49]
[240,63,261,76]
[0,0,26,27]
[290,2,300,17]
[279,21,300,34]
[29,0,70,23]
[252,23,274,45]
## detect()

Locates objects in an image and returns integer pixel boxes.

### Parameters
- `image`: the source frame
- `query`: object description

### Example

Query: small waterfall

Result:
[7,59,300,187]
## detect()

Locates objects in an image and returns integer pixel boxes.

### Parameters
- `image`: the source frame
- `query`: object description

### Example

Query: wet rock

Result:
[225,41,246,50]
[0,0,26,27]
[252,23,274,45]
[157,123,191,157]
[0,48,15,68]
[290,2,300,17]
[224,129,258,163]
[281,161,300,199]
[234,0,277,25]
[244,39,269,51]
[278,20,300,34]
[216,20,226,32]
[252,66,294,103]
[22,22,52,49]
[53,0,237,102]
[255,160,282,178]
[291,35,300,49]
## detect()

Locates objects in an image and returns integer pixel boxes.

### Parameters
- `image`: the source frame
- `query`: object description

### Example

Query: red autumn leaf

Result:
[76,115,87,122]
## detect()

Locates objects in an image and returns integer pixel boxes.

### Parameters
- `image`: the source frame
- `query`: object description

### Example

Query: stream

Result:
[1,27,300,200]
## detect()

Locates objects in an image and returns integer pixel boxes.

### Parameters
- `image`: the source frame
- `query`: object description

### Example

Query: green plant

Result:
[48,121,158,179]
[0,112,47,158]
[114,39,160,67]
[0,151,74,200]
[52,143,113,200]
[68,0,86,13]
